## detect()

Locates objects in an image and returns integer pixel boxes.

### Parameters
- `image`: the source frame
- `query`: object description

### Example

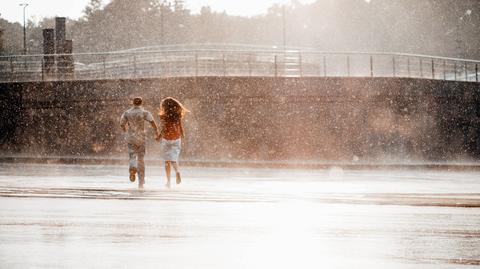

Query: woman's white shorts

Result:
[161,138,181,161]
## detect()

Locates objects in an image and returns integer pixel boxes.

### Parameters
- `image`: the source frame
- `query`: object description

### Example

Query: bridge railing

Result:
[0,49,478,83]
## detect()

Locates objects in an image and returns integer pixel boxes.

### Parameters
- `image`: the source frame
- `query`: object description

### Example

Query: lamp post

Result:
[282,5,286,50]
[20,3,29,55]
[456,9,472,58]
[160,4,164,45]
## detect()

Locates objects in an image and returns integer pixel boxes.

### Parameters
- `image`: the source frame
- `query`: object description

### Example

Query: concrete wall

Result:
[1,77,479,162]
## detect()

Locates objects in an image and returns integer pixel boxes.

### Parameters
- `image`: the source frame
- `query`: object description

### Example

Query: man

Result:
[120,97,159,188]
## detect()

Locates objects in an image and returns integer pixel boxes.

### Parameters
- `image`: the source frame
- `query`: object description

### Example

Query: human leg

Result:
[129,143,146,187]
[137,148,145,188]
[165,161,171,187]
[172,161,181,184]
[162,138,183,187]
[128,144,138,182]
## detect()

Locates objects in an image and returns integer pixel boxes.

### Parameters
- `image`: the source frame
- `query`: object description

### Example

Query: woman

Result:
[157,97,189,188]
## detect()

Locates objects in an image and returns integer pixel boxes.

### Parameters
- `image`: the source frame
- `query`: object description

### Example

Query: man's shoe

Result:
[165,180,171,189]
[176,172,182,184]
[129,167,137,182]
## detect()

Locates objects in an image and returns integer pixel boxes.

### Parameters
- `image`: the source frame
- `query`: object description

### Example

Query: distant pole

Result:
[194,51,198,77]
[443,60,446,80]
[9,56,14,74]
[282,6,286,50]
[222,53,226,76]
[103,55,106,78]
[0,29,4,56]
[274,55,278,77]
[455,20,462,58]
[133,55,137,78]
[407,57,411,77]
[20,3,29,54]
[456,10,472,58]
[370,55,373,77]
[299,52,303,77]
[454,62,457,80]
[392,56,395,77]
[160,4,165,45]
[419,58,423,78]
[347,55,350,77]
[0,13,3,55]
[323,55,326,77]
[431,58,435,79]
[248,54,252,76]
[476,63,478,82]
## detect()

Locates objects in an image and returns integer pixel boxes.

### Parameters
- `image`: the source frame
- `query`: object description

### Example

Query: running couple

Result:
[120,96,189,189]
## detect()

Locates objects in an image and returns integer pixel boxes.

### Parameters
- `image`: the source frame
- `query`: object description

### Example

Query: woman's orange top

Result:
[161,119,183,140]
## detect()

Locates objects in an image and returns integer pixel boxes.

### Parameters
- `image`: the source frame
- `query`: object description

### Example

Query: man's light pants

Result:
[128,143,145,185]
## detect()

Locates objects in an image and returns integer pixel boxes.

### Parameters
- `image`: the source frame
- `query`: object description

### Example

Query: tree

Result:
[82,0,103,21]
[1,0,479,59]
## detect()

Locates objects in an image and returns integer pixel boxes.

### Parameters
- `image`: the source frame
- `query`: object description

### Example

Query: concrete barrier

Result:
[1,76,479,162]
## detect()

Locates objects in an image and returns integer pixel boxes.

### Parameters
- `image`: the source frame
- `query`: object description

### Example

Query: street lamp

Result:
[456,9,472,58]
[282,5,286,50]
[19,3,29,55]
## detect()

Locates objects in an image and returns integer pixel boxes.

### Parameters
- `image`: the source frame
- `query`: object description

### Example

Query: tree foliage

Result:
[0,0,479,59]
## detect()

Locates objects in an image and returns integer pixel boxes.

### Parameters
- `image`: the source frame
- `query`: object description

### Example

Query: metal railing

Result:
[0,46,479,83]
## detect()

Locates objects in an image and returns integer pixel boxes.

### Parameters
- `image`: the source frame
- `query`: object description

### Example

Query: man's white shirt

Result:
[120,106,154,145]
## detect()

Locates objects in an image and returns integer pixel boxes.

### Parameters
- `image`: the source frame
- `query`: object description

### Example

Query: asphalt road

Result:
[0,163,479,268]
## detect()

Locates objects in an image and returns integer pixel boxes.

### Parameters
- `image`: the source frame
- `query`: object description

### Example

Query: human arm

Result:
[120,113,127,132]
[180,121,185,138]
[145,111,160,140]
[150,120,161,141]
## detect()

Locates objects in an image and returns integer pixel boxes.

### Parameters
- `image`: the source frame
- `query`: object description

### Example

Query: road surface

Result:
[0,163,479,268]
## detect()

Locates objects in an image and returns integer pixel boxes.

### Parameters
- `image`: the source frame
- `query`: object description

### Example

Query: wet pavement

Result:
[0,163,479,268]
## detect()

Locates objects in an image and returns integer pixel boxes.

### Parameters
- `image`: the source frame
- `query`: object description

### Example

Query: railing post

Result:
[248,54,252,77]
[392,56,395,77]
[195,51,198,77]
[274,55,278,77]
[323,55,327,77]
[317,57,321,76]
[347,55,350,77]
[443,60,446,80]
[476,63,478,83]
[431,58,434,79]
[419,58,423,78]
[407,57,410,77]
[299,52,303,77]
[133,55,137,78]
[41,57,45,81]
[8,50,472,83]
[454,62,457,81]
[103,55,106,79]
[9,56,14,75]
[370,55,373,77]
[222,53,226,77]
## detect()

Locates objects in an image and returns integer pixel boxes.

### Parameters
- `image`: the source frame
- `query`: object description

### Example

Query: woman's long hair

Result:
[159,97,189,123]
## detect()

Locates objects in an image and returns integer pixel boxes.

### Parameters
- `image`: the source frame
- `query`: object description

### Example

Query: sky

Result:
[1,0,316,24]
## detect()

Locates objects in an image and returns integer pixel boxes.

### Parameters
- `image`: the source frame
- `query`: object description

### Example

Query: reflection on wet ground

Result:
[0,163,479,268]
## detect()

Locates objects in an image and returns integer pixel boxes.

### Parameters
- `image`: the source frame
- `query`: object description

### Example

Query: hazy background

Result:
[1,0,316,22]
[0,0,479,59]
